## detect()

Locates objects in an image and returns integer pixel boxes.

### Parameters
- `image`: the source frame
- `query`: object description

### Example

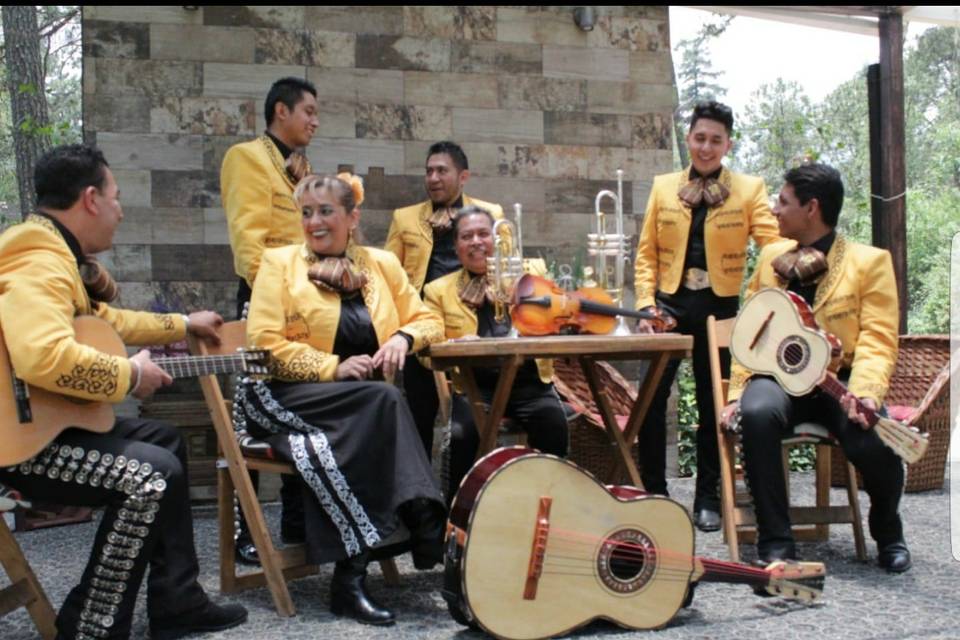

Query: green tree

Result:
[736,78,818,193]
[672,15,733,168]
[0,6,80,220]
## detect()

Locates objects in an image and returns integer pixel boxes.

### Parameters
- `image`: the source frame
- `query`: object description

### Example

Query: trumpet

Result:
[486,204,525,335]
[586,169,631,335]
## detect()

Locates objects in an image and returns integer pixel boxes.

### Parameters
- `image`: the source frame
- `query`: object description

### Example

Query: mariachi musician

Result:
[633,101,780,533]
[422,206,568,503]
[237,173,447,625]
[0,144,246,640]
[219,76,319,564]
[721,163,909,572]
[385,141,504,457]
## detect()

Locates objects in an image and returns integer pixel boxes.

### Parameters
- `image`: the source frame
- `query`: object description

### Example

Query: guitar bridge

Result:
[523,496,552,600]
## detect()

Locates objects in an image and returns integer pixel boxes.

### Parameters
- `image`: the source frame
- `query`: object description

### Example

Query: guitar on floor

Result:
[729,287,927,464]
[443,448,825,640]
[0,315,269,466]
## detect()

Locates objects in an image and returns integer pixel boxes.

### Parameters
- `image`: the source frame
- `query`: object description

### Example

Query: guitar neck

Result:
[818,375,878,427]
[697,557,771,587]
[697,557,824,602]
[154,354,248,379]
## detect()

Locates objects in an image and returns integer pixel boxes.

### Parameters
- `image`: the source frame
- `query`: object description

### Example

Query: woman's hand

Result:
[372,334,409,381]
[335,355,375,381]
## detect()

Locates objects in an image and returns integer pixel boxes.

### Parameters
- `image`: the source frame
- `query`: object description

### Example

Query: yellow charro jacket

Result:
[727,235,899,405]
[221,135,310,286]
[422,261,553,391]
[384,195,504,292]
[634,167,780,309]
[0,215,187,403]
[246,243,444,382]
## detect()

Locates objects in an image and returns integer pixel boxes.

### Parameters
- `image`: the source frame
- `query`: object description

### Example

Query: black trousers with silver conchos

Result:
[0,418,209,640]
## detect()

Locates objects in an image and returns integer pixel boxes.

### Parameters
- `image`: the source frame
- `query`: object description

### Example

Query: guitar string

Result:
[524,529,818,582]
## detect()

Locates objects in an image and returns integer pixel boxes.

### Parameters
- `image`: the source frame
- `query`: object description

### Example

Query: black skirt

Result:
[235,379,442,564]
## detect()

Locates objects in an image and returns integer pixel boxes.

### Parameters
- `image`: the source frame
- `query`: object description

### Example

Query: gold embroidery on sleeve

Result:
[56,354,120,397]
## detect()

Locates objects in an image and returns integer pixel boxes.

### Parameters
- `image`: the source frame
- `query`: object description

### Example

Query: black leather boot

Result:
[330,553,395,625]
[398,498,445,570]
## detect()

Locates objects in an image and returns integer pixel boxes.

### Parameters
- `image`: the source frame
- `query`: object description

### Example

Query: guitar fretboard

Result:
[818,375,878,427]
[155,355,250,378]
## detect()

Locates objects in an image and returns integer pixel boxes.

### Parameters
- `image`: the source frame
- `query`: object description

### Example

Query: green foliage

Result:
[675,360,816,476]
[675,15,733,119]
[676,361,698,477]
[730,26,960,332]
[0,6,80,213]
[735,78,819,193]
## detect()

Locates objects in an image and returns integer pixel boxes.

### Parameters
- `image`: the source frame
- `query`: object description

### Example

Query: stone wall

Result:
[82,5,676,316]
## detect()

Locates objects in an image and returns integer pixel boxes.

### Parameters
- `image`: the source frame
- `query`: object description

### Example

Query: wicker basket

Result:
[552,358,640,486]
[831,335,952,492]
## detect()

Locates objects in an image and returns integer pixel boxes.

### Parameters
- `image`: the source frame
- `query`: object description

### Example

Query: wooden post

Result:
[867,64,882,247]
[876,10,908,333]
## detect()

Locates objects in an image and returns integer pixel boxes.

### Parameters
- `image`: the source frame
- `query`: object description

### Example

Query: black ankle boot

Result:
[399,498,445,570]
[330,553,395,625]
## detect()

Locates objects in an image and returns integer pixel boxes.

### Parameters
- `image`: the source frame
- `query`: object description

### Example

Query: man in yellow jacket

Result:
[721,163,908,572]
[634,101,780,532]
[0,144,247,639]
[219,77,318,564]
[385,141,503,457]
[422,206,567,502]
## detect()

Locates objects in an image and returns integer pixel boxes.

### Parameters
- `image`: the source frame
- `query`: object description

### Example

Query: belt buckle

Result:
[683,268,711,291]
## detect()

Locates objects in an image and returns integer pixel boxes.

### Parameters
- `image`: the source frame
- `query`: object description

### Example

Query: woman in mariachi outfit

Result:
[235,173,446,626]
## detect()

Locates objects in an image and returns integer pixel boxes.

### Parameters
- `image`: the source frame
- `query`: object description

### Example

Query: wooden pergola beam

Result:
[874,10,908,332]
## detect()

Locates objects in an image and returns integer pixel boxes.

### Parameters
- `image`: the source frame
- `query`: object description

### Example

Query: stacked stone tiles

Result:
[82,6,676,315]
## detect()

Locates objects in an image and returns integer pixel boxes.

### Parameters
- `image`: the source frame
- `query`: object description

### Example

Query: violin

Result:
[509,274,676,336]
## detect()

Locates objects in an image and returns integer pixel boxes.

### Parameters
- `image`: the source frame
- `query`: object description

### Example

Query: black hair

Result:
[426,140,469,172]
[35,144,110,210]
[451,205,494,236]
[264,77,317,127]
[689,100,734,135]
[783,163,845,227]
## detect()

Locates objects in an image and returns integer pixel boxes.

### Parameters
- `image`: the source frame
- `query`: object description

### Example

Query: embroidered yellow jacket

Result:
[421,260,553,392]
[384,196,504,292]
[221,136,309,286]
[633,167,780,309]
[246,243,444,382]
[0,216,187,403]
[727,235,899,405]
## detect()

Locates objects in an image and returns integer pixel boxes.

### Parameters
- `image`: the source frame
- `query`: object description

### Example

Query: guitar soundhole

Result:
[596,528,657,595]
[777,335,810,374]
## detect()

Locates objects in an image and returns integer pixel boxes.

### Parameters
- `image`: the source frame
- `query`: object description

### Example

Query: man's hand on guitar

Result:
[186,311,224,346]
[720,401,740,433]
[129,350,173,400]
[840,393,877,430]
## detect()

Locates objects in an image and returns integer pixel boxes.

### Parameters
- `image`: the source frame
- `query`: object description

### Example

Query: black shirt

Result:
[788,230,836,307]
[424,195,464,287]
[265,131,293,160]
[332,293,380,361]
[681,166,722,273]
[473,299,542,391]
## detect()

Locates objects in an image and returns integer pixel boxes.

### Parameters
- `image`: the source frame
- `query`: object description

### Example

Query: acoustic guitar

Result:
[443,448,825,640]
[0,315,268,466]
[729,287,928,464]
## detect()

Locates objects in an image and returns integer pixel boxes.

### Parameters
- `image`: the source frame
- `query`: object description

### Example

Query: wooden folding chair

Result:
[189,322,399,618]
[0,489,56,639]
[707,315,867,563]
